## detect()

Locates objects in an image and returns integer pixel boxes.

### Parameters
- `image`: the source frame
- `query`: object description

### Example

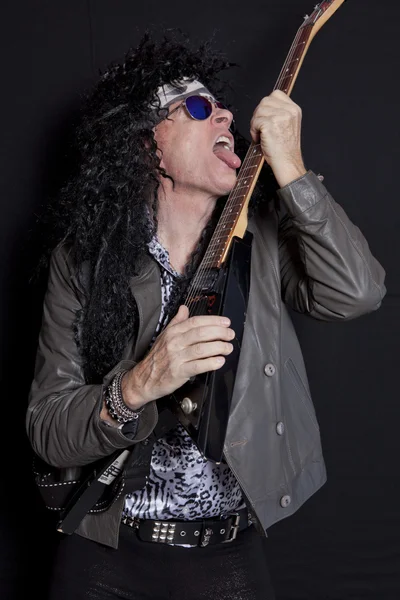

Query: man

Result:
[26,33,386,599]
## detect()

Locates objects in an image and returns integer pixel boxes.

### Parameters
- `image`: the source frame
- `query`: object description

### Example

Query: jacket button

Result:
[280,495,291,508]
[264,363,276,377]
[276,422,285,435]
[141,439,150,446]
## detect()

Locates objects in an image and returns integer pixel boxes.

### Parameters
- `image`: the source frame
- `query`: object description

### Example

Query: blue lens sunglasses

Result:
[167,94,236,134]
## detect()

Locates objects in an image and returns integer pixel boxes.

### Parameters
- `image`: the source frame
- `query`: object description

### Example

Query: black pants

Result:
[48,524,276,599]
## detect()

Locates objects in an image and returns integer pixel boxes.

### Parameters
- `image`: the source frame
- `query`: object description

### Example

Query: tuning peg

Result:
[303,14,309,19]
[314,4,320,8]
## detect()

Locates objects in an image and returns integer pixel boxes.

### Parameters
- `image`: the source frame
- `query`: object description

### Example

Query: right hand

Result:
[121,305,235,409]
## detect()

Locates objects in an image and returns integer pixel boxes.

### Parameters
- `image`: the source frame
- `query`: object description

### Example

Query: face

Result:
[153,97,240,200]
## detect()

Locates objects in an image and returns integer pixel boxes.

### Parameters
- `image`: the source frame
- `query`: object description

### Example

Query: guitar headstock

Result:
[301,0,346,37]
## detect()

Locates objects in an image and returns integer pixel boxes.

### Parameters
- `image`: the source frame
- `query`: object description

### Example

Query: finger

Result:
[270,89,293,102]
[181,324,235,347]
[252,106,297,124]
[181,356,226,378]
[250,111,297,140]
[250,108,291,141]
[185,340,234,361]
[169,304,189,326]
[270,90,301,109]
[172,313,231,335]
[254,95,300,116]
[250,127,260,144]
[258,91,297,108]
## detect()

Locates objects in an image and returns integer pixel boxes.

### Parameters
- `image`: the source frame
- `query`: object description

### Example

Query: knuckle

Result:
[193,343,204,357]
[191,361,201,376]
[198,326,208,340]
[165,339,177,354]
[170,363,180,378]
[162,328,172,341]
[220,342,231,354]
[189,315,203,328]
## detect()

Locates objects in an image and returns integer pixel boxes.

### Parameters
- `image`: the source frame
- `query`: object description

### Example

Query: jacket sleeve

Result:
[26,244,158,469]
[277,171,386,320]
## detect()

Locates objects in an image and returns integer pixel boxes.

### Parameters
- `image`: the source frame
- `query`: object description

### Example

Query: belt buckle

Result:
[223,513,241,543]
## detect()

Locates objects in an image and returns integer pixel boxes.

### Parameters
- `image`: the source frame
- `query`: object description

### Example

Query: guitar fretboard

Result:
[185,0,343,306]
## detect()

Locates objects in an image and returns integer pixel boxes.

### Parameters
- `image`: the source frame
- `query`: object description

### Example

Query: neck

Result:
[156,184,217,274]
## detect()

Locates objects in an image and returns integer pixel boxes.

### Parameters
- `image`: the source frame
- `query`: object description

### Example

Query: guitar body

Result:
[170,232,253,463]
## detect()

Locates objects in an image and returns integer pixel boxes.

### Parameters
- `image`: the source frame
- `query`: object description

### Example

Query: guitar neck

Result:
[186,0,345,293]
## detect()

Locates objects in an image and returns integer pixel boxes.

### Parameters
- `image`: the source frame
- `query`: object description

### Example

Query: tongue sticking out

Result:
[213,145,242,169]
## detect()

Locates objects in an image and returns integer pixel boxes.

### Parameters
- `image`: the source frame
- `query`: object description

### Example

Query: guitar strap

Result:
[56,400,177,535]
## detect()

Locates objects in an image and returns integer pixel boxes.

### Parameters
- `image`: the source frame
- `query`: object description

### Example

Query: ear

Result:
[152,127,166,169]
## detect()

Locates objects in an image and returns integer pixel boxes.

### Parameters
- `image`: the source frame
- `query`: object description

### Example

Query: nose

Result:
[211,106,235,131]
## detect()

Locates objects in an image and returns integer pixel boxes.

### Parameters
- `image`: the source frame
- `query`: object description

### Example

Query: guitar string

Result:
[184,26,308,317]
[184,24,312,317]
[183,147,263,315]
[184,24,312,313]
[194,23,311,272]
[183,25,308,312]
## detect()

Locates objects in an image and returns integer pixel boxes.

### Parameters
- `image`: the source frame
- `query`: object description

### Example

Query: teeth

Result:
[215,135,232,150]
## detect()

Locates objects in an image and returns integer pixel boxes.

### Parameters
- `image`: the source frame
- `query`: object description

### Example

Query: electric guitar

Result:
[170,0,346,463]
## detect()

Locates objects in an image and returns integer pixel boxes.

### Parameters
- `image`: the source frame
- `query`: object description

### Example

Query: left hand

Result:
[250,90,307,187]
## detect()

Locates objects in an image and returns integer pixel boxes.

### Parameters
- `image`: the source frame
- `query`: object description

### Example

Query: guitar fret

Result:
[236,175,253,183]
[191,17,325,276]
[240,161,261,170]
[232,183,251,192]
[286,57,300,67]
[209,234,229,243]
[222,206,241,214]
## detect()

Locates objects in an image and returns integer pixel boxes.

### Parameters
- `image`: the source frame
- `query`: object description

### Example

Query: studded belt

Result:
[121,507,249,547]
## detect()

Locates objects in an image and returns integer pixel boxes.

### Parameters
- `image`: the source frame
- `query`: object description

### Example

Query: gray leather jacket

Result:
[26,171,386,548]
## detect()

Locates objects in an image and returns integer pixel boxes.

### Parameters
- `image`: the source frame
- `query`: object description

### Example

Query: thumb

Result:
[169,304,189,325]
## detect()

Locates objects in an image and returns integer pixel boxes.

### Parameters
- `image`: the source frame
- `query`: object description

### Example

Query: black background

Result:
[1,1,399,598]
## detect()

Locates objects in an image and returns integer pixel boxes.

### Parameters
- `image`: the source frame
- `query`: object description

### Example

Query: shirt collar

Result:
[148,236,182,278]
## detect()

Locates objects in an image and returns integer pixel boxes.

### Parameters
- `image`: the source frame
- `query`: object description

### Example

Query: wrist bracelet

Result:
[105,370,145,425]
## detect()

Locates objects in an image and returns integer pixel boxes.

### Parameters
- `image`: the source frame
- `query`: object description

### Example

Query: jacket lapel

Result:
[129,256,162,361]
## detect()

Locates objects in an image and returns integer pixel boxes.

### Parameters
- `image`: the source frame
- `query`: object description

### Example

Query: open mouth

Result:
[212,135,241,169]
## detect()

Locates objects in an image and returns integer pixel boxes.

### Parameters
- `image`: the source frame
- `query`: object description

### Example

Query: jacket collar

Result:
[128,254,162,361]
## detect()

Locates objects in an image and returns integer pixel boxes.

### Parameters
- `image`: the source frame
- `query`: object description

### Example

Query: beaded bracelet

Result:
[105,370,145,424]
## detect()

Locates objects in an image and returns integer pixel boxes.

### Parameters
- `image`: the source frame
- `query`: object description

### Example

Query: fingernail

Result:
[221,317,231,325]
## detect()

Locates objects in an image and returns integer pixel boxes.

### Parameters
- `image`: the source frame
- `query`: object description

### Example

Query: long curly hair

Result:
[36,30,276,383]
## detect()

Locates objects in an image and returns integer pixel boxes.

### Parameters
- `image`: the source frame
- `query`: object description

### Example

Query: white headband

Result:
[153,78,214,110]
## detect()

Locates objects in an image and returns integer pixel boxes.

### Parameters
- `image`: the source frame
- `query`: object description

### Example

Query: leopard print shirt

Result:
[123,236,244,521]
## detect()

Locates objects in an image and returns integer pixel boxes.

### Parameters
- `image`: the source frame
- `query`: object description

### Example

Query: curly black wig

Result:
[37,30,276,383]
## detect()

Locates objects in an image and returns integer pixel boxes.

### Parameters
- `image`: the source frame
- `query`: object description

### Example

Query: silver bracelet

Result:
[105,370,145,424]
